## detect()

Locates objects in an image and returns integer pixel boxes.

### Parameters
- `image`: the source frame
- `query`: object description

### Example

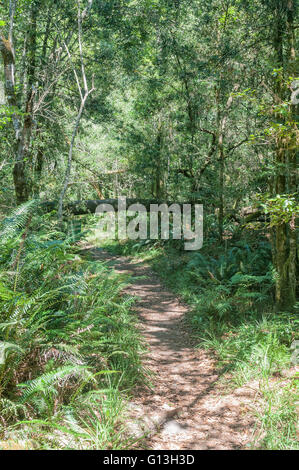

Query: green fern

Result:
[0,200,37,242]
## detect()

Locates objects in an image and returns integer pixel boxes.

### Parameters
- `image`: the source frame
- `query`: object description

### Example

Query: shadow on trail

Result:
[80,246,254,450]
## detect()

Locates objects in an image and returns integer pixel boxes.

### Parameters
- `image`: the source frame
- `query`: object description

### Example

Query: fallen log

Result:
[41,199,266,220]
[40,199,198,215]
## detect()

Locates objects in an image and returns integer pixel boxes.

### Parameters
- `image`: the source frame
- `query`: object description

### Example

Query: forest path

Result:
[87,247,255,450]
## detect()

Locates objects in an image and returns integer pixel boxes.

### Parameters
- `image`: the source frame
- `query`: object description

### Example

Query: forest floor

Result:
[87,246,258,450]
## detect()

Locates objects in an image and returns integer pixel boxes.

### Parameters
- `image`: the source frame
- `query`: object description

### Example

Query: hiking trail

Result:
[89,247,256,450]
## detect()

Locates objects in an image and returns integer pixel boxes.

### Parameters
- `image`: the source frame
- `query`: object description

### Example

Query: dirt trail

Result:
[90,248,256,450]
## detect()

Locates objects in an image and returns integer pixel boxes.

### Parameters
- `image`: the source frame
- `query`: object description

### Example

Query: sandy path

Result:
[89,247,255,450]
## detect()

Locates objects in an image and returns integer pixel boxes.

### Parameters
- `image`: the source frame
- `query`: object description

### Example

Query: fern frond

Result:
[18,365,93,403]
[0,200,37,241]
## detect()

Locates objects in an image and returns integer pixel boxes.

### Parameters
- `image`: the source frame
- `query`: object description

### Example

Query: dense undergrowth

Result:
[1,204,297,450]
[102,235,298,450]
[0,203,146,450]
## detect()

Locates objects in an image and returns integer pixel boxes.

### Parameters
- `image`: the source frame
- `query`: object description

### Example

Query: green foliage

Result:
[257,193,299,226]
[111,234,298,450]
[187,241,273,283]
[0,204,146,449]
[0,0,297,451]
[253,378,298,450]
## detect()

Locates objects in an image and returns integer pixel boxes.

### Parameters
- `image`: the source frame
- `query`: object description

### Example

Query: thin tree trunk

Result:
[216,83,240,242]
[58,93,89,219]
[58,0,94,220]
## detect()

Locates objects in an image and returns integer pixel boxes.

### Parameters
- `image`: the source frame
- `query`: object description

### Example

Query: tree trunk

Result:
[218,148,224,242]
[42,198,197,215]
[272,0,297,310]
[58,2,95,219]
[0,1,39,204]
[58,93,89,219]
[216,83,240,242]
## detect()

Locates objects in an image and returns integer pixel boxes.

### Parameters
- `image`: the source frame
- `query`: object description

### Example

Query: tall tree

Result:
[270,0,297,309]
